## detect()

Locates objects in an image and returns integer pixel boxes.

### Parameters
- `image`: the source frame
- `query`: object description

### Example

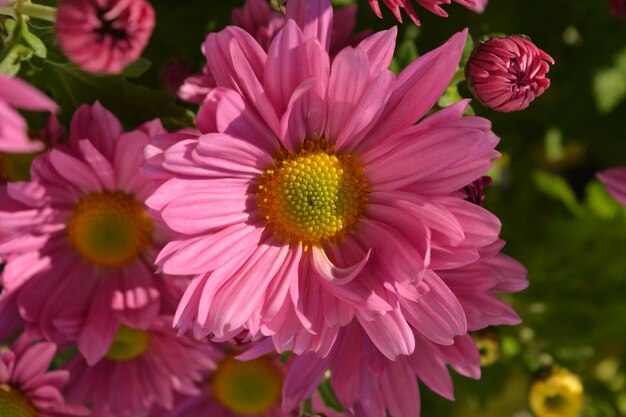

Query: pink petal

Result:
[285,0,334,51]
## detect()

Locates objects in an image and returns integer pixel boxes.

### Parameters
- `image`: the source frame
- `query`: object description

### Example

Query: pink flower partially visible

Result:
[65,317,217,417]
[0,335,89,417]
[283,243,527,417]
[598,168,626,206]
[56,0,155,74]
[368,0,488,25]
[0,74,57,153]
[611,0,626,21]
[0,102,175,365]
[177,0,368,104]
[467,36,555,112]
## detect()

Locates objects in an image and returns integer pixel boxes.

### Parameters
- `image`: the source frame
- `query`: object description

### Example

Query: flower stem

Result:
[299,398,313,417]
[16,2,57,22]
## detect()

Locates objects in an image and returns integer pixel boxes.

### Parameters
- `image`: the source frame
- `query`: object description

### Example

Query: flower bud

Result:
[56,0,155,74]
[467,36,554,112]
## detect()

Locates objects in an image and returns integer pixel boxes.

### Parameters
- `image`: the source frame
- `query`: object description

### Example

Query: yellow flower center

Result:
[529,369,584,417]
[0,384,37,417]
[212,356,283,415]
[66,191,153,268]
[106,325,151,361]
[257,140,369,247]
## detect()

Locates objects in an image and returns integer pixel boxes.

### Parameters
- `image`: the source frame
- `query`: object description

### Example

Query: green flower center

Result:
[257,140,369,247]
[66,191,153,268]
[212,356,283,415]
[0,384,37,417]
[106,326,151,361]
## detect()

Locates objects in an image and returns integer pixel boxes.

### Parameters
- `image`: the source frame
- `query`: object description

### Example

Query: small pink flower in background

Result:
[611,0,626,21]
[598,168,626,206]
[0,74,57,153]
[56,0,155,74]
[0,102,176,365]
[467,35,555,112]
[159,58,196,95]
[368,0,488,25]
[64,317,217,417]
[0,335,89,417]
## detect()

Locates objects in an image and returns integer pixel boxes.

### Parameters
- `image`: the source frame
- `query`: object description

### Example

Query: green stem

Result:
[299,398,313,417]
[16,2,57,22]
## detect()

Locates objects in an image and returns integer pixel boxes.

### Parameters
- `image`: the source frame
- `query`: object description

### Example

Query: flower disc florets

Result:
[257,139,370,247]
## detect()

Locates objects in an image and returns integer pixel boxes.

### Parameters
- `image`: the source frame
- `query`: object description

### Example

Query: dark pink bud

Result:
[611,0,626,21]
[467,36,555,112]
[368,0,487,25]
[56,0,155,74]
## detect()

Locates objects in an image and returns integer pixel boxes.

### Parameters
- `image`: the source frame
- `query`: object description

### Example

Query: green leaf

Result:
[585,180,623,219]
[122,57,152,78]
[20,21,46,58]
[533,170,584,216]
[31,62,194,128]
[317,377,345,413]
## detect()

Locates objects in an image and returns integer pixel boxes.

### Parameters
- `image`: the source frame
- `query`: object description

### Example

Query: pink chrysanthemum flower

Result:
[611,0,626,21]
[368,0,488,25]
[147,0,504,359]
[467,36,555,112]
[283,242,527,417]
[0,102,174,365]
[177,0,368,104]
[65,317,217,417]
[55,0,155,74]
[598,168,626,206]
[0,74,57,153]
[0,335,89,417]
[153,350,290,417]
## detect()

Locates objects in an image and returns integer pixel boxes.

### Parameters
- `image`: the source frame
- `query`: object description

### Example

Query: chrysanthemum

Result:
[0,335,89,417]
[153,350,289,417]
[55,0,155,74]
[148,0,502,358]
[282,242,527,417]
[0,102,174,364]
[368,0,488,25]
[177,0,367,104]
[64,317,217,417]
[466,36,555,112]
[0,74,57,153]
[597,168,626,206]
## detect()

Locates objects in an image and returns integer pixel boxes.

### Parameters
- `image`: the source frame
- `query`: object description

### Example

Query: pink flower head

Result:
[153,347,292,417]
[177,0,368,104]
[147,0,506,360]
[283,243,527,417]
[0,75,57,153]
[56,0,155,74]
[597,168,626,206]
[467,35,555,112]
[64,317,218,417]
[611,0,626,21]
[0,102,176,365]
[0,335,89,417]
[368,0,488,25]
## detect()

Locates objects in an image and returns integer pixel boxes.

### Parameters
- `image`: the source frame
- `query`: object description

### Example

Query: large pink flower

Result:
[178,0,368,104]
[64,317,217,417]
[282,242,527,417]
[0,335,89,417]
[597,168,626,206]
[0,102,175,365]
[0,74,57,153]
[369,0,488,25]
[147,0,502,359]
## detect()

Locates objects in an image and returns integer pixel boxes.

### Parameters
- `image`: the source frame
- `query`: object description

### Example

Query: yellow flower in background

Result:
[529,368,584,417]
